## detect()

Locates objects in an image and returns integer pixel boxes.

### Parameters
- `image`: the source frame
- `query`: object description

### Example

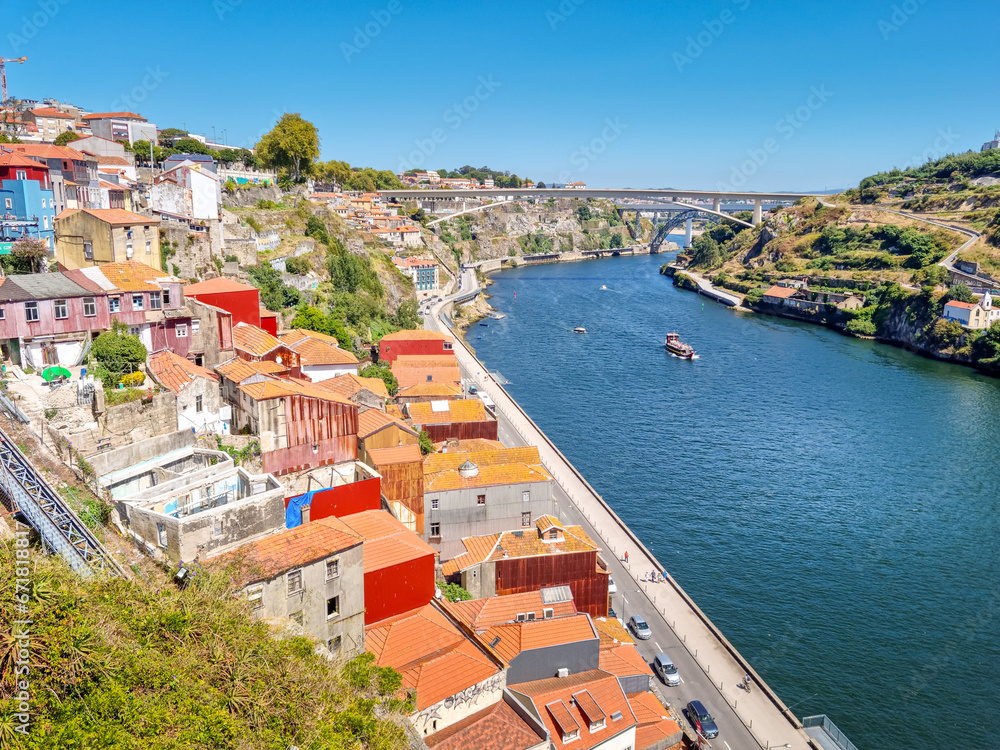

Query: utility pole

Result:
[0,57,28,106]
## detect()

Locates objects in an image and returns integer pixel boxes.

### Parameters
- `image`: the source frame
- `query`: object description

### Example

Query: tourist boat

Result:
[665,332,695,359]
[491,313,506,319]
[600,285,608,290]
[574,327,587,334]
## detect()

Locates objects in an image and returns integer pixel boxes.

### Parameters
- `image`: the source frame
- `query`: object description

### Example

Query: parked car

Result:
[468,384,478,395]
[685,700,719,739]
[608,607,618,621]
[654,653,680,686]
[608,577,617,594]
[628,615,651,640]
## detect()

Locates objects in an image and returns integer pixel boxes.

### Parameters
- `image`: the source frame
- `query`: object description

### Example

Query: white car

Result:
[608,577,617,594]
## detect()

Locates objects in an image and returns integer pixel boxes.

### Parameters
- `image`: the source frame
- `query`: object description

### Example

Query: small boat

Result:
[574,327,587,334]
[600,285,607,290]
[479,321,489,327]
[491,313,506,320]
[665,332,695,359]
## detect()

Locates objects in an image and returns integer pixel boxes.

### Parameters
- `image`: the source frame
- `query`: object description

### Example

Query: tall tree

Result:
[53,131,82,146]
[256,113,320,182]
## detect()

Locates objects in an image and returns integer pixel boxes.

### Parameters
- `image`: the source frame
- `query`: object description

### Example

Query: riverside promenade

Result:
[427,288,818,750]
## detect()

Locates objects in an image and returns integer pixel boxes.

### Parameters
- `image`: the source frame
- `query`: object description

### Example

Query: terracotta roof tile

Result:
[380,329,453,343]
[54,208,157,226]
[205,518,362,584]
[339,510,435,573]
[94,155,131,166]
[358,408,418,439]
[279,330,359,366]
[762,285,798,299]
[407,398,488,425]
[397,382,463,398]
[148,350,217,393]
[215,358,289,382]
[0,151,49,169]
[628,691,681,749]
[424,698,544,750]
[314,373,389,400]
[599,644,649,679]
[480,614,597,662]
[394,366,462,389]
[944,301,975,309]
[442,517,599,575]
[366,603,501,711]
[29,107,73,118]
[447,590,577,631]
[423,446,552,492]
[95,261,179,291]
[393,354,458,368]
[232,323,284,356]
[236,376,354,405]
[81,111,145,120]
[366,444,423,466]
[592,616,634,649]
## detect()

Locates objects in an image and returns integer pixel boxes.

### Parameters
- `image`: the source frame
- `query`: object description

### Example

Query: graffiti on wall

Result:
[412,672,505,732]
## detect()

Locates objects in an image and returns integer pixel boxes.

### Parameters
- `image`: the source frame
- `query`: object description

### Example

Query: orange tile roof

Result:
[96,261,178,291]
[394,367,462,389]
[380,329,453,343]
[447,590,578,632]
[205,518,362,583]
[3,143,90,160]
[432,438,505,452]
[386,404,405,420]
[944,300,975,309]
[232,323,283,356]
[424,698,544,750]
[313,373,389,401]
[0,151,48,169]
[215,358,289,382]
[442,517,598,576]
[407,398,488,425]
[237,376,354,405]
[338,509,436,573]
[480,614,597,662]
[511,670,636,750]
[82,111,145,120]
[184,277,259,295]
[423,446,552,492]
[628,691,681,750]
[592,616,634,649]
[358,408,418,439]
[366,444,423,466]
[148,350,217,393]
[599,643,650,679]
[763,285,798,299]
[55,208,158,226]
[29,107,73,118]
[392,354,458,368]
[366,603,501,711]
[279,330,359,366]
[94,155,131,166]
[397,382,463,398]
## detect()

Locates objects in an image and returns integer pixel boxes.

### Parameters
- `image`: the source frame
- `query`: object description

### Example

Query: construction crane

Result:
[0,56,27,105]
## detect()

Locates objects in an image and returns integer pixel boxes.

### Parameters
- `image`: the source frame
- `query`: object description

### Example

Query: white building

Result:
[943,292,1000,330]
[149,161,221,221]
[982,130,1000,152]
[148,349,229,433]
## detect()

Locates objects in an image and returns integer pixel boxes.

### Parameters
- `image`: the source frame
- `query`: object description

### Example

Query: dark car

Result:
[686,700,719,740]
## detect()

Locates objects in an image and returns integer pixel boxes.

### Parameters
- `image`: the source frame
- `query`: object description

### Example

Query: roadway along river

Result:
[464,249,999,750]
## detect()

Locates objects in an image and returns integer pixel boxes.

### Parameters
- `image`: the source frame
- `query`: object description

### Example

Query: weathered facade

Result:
[55,208,161,271]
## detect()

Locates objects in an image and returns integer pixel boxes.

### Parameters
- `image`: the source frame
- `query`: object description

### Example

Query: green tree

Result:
[157,127,188,146]
[91,321,147,388]
[9,236,49,274]
[911,264,950,287]
[0,133,23,144]
[418,430,435,455]
[575,205,591,222]
[256,113,320,182]
[689,235,722,269]
[943,283,975,305]
[130,140,163,164]
[360,364,398,396]
[53,131,82,146]
[437,581,472,602]
[314,159,353,185]
[394,299,421,330]
[609,232,624,249]
[172,137,211,155]
[247,263,300,310]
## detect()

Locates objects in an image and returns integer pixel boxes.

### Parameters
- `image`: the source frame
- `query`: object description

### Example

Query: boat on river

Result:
[665,332,695,359]
[491,313,506,319]
[574,327,587,334]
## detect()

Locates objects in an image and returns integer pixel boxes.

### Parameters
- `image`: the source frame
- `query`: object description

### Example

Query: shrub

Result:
[418,430,435,455]
[437,581,473,602]
[845,318,877,336]
[119,371,146,388]
[359,364,398,396]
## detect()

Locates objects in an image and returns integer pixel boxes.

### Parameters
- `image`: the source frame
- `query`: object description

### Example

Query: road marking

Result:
[724,742,732,750]
[655,641,662,651]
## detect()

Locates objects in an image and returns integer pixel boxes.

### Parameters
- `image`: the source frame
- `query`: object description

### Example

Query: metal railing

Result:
[0,428,123,577]
[802,715,858,750]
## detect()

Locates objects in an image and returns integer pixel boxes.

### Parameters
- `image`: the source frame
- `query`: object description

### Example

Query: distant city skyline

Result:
[5,0,998,191]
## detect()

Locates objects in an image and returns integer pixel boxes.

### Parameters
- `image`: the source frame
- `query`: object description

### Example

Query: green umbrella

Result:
[42,366,71,382]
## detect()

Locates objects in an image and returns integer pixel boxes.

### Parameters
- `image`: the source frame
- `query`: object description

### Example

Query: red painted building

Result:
[378,329,454,364]
[284,473,382,527]
[337,509,437,624]
[259,308,280,336]
[184,277,261,328]
[0,151,51,189]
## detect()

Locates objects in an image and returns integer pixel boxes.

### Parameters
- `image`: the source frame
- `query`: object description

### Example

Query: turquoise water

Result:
[466,250,999,750]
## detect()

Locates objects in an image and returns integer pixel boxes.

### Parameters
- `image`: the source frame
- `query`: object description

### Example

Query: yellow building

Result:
[54,208,161,271]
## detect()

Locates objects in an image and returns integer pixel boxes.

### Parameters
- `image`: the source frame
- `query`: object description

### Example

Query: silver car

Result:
[654,653,680,686]
[629,615,652,640]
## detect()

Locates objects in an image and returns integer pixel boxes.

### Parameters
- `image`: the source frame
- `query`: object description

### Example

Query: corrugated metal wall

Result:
[494,551,609,617]
[363,554,436,624]
[421,420,499,443]
[374,460,424,533]
[263,395,359,476]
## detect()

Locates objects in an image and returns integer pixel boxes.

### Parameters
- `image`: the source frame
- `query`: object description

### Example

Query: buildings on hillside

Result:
[55,208,161,270]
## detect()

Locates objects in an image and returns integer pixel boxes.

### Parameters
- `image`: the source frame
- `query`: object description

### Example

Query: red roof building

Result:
[378,329,454,363]
[406,398,498,442]
[184,277,262,328]
[0,150,51,188]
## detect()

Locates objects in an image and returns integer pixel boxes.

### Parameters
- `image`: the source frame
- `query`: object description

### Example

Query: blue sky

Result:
[5,0,998,190]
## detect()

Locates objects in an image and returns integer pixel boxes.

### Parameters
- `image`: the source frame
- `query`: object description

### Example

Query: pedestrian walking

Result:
[624,550,629,563]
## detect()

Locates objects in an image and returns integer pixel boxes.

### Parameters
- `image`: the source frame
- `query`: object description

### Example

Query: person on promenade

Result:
[623,551,629,563]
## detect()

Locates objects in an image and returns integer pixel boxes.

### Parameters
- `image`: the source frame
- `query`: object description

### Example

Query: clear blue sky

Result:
[6,0,998,190]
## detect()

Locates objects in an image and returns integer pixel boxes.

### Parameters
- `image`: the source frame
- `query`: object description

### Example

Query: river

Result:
[464,249,999,750]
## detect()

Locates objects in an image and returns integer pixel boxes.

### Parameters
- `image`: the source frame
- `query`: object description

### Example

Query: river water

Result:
[464,249,999,750]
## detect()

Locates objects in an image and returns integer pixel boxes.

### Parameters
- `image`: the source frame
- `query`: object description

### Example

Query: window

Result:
[0,307,5,320]
[430,522,440,537]
[290,611,303,626]
[129,326,141,337]
[477,494,486,505]
[43,215,49,230]
[53,299,68,320]
[589,718,606,731]
[132,294,144,310]
[82,297,96,316]
[83,241,93,260]
[212,516,223,538]
[326,557,340,580]
[191,319,199,333]
[430,498,439,510]
[163,288,171,305]
[176,323,188,338]
[443,342,453,350]
[126,241,133,258]
[246,584,263,610]
[108,296,120,313]
[157,522,167,547]
[543,607,554,619]
[522,490,530,503]
[515,613,526,622]
[24,302,38,322]
[149,292,161,309]
[326,596,340,620]
[286,569,303,596]
[195,395,203,413]
[3,199,11,210]
[522,512,531,527]
[145,239,151,254]
[563,729,579,742]
[328,635,342,651]
[526,611,536,621]
[15,170,26,180]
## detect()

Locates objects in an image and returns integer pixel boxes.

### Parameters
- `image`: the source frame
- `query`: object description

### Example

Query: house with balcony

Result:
[80,112,157,145]
[54,208,161,271]
[231,323,302,379]
[1,143,99,213]
[394,256,439,292]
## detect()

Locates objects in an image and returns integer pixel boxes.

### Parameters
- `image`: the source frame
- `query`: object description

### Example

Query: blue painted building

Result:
[0,178,57,255]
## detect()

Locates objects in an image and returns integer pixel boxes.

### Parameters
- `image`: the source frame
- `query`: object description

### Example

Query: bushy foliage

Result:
[284,254,313,276]
[246,263,300,311]
[359,364,398,396]
[418,430,435,455]
[91,322,147,389]
[289,305,353,350]
[518,233,553,255]
[0,541,408,749]
[437,582,472,602]
[118,371,145,388]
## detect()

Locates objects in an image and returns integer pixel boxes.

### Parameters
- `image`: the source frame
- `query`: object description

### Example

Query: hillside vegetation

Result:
[0,541,409,750]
